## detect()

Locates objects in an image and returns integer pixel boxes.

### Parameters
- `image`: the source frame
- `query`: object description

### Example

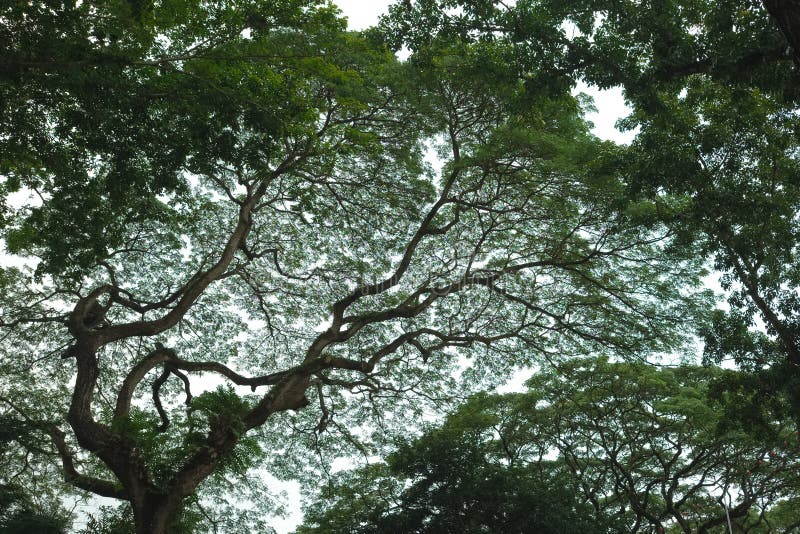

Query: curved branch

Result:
[172,368,193,407]
[97,154,306,345]
[169,358,292,391]
[0,396,126,499]
[49,426,127,499]
[326,167,462,331]
[99,201,255,343]
[152,369,171,432]
[115,345,174,419]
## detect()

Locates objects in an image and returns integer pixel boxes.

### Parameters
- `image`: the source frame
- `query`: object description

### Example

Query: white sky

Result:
[336,0,393,31]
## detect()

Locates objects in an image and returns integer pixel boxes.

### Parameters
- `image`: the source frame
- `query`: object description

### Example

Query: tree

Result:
[0,414,71,533]
[299,357,800,534]
[296,396,615,533]
[0,484,69,534]
[568,0,800,421]
[527,358,800,533]
[0,1,706,532]
[381,0,800,424]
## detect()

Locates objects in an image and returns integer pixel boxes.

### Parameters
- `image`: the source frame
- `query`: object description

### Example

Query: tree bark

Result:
[131,493,182,534]
[762,0,800,66]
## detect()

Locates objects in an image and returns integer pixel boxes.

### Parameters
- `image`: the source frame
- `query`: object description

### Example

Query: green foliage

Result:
[298,431,611,533]
[300,357,800,533]
[0,0,389,278]
[757,497,800,532]
[191,385,251,423]
[5,1,800,532]
[107,386,262,490]
[527,358,800,531]
[190,386,264,477]
[380,0,800,426]
[0,484,69,534]
[81,501,209,534]
[81,505,135,534]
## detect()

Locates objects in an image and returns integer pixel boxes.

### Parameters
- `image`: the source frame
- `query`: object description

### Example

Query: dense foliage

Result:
[0,483,69,534]
[2,0,800,532]
[299,359,800,533]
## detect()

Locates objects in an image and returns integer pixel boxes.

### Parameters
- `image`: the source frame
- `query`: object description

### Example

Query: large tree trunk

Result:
[131,493,183,534]
[762,0,800,65]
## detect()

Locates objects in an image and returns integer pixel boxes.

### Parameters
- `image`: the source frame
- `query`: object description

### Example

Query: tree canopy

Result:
[299,359,800,533]
[2,1,800,533]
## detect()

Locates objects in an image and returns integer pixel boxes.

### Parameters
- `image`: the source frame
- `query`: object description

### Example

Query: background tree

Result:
[299,358,800,534]
[529,358,800,533]
[0,483,69,534]
[0,1,708,532]
[0,420,71,534]
[296,401,615,534]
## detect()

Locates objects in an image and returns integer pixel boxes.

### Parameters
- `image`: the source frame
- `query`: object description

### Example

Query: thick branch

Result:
[169,358,292,391]
[761,0,800,66]
[152,369,171,432]
[49,426,127,499]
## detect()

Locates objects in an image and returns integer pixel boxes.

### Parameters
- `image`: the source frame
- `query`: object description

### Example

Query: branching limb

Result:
[326,166,462,332]
[313,381,330,433]
[96,151,309,345]
[115,344,175,419]
[0,395,126,499]
[172,368,194,408]
[49,426,128,499]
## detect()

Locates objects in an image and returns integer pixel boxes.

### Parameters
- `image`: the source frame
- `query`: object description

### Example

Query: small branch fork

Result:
[152,365,192,433]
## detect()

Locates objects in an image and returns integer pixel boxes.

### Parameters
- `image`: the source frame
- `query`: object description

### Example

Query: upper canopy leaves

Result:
[2,0,410,277]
